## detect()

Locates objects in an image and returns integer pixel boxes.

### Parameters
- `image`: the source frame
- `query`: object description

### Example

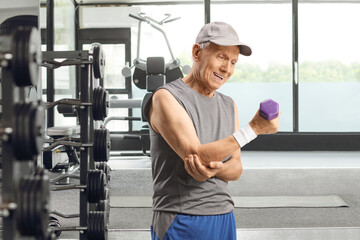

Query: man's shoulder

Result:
[216,91,234,104]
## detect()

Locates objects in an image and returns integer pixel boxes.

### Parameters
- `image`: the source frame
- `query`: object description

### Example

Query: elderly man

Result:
[146,21,280,240]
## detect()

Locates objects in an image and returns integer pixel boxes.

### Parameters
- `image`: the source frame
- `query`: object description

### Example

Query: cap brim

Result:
[211,39,252,56]
[239,45,252,56]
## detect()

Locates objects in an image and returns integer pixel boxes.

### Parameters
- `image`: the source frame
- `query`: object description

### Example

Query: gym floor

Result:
[2,151,357,240]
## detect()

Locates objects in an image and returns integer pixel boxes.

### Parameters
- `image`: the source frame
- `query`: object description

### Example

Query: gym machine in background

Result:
[121,12,191,84]
[105,13,191,155]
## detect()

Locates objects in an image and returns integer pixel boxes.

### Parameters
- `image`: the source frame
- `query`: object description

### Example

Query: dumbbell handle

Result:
[259,99,279,120]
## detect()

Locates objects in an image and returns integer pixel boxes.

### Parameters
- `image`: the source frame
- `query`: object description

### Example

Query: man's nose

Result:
[220,61,231,73]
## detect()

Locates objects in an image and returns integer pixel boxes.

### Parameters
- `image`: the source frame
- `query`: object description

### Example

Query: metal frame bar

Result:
[69,0,360,5]
[292,0,299,132]
[79,56,92,240]
[46,0,55,128]
[204,0,211,23]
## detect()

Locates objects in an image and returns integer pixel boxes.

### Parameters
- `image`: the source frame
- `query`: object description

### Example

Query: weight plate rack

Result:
[41,43,109,240]
[1,27,49,240]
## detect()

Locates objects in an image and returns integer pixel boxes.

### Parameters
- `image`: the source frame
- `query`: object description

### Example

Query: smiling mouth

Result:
[213,72,224,81]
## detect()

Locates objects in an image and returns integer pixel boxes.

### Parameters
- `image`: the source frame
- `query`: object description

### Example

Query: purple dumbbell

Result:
[259,99,279,120]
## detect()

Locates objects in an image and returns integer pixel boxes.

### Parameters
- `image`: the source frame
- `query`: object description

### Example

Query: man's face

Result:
[197,43,239,91]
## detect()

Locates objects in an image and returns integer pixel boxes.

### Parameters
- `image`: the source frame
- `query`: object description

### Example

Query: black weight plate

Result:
[99,171,106,200]
[101,89,109,120]
[30,177,39,235]
[93,129,100,161]
[96,170,102,202]
[94,129,110,162]
[105,129,110,162]
[12,104,22,159]
[19,27,32,86]
[33,177,41,233]
[94,212,100,239]
[88,211,101,240]
[87,212,93,238]
[26,103,44,159]
[26,177,36,235]
[92,87,100,121]
[17,177,27,233]
[99,129,106,162]
[92,44,105,79]
[92,45,100,79]
[13,103,27,160]
[88,211,107,240]
[88,170,100,203]
[23,103,33,159]
[94,87,100,120]
[30,104,45,156]
[87,170,94,203]
[101,211,108,240]
[0,15,38,36]
[38,175,50,238]
[27,27,41,86]
[92,171,99,203]
[22,178,31,233]
[12,28,25,85]
[91,170,99,203]
[13,103,39,160]
[20,177,29,234]
[12,27,40,87]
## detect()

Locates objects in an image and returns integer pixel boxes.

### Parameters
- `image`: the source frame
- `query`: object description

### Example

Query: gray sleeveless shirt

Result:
[148,78,235,215]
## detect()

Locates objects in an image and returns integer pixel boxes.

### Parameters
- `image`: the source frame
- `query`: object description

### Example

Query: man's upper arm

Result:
[148,89,201,160]
[233,100,241,161]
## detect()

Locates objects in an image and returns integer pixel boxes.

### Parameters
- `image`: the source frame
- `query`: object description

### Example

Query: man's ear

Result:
[192,43,202,62]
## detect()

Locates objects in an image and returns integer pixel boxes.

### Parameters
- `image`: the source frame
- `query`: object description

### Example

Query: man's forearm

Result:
[196,135,240,164]
[215,155,242,182]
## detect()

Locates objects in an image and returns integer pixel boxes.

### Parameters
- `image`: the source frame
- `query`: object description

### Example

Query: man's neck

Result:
[182,75,214,98]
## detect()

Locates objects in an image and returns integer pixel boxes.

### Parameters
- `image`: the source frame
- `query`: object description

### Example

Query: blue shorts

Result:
[151,212,236,240]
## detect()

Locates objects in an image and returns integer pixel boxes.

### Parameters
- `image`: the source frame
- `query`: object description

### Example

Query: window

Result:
[40,0,76,127]
[212,2,292,131]
[298,2,360,132]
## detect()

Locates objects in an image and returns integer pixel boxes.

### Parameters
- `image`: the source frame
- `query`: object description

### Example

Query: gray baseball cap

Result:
[195,21,252,56]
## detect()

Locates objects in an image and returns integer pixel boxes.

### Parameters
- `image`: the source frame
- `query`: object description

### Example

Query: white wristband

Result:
[233,124,257,148]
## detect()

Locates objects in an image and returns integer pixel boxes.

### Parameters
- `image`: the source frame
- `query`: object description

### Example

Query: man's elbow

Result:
[197,146,224,164]
[233,164,243,181]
